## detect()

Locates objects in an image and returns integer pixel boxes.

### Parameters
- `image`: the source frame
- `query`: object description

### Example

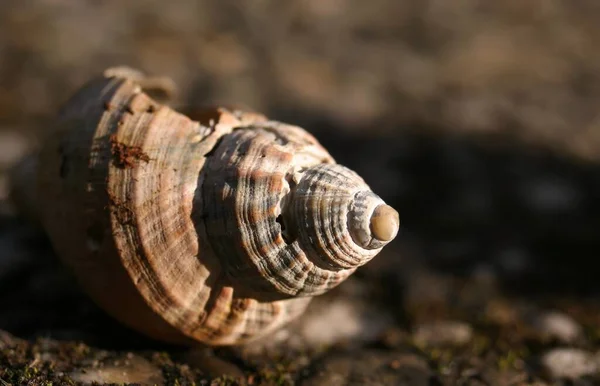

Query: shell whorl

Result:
[24,67,400,346]
[288,164,397,269]
[200,123,398,301]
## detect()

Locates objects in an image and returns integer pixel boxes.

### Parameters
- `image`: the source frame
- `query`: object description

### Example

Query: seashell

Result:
[9,67,400,346]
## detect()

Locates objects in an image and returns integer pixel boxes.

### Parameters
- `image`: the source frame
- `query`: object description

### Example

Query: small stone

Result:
[380,327,410,348]
[530,311,582,343]
[484,299,520,325]
[299,348,433,386]
[413,320,473,347]
[296,298,393,348]
[540,348,597,379]
[245,279,394,353]
[183,348,245,380]
[69,354,164,385]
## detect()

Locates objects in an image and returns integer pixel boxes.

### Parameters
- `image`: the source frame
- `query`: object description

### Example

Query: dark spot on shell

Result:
[110,134,151,168]
[277,214,295,244]
[107,190,135,226]
[276,215,286,232]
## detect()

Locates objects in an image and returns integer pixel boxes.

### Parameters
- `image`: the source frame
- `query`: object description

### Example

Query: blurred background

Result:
[1,0,600,383]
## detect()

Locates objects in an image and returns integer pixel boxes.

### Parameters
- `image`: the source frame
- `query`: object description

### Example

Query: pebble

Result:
[245,279,394,352]
[540,348,597,379]
[484,299,521,326]
[69,354,164,385]
[183,348,246,380]
[299,348,433,386]
[529,310,582,344]
[296,297,393,348]
[413,320,473,347]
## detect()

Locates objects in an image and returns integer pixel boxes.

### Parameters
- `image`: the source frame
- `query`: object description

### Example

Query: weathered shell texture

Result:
[32,67,399,345]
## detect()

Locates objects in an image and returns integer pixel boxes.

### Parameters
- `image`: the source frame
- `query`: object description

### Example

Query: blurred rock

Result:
[528,310,583,344]
[183,348,245,380]
[69,354,164,385]
[484,299,521,326]
[540,348,597,379]
[299,349,433,386]
[244,279,394,353]
[413,321,473,347]
[295,297,393,348]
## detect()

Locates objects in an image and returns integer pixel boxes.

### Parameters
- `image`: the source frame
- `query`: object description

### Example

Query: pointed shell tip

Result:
[370,204,399,242]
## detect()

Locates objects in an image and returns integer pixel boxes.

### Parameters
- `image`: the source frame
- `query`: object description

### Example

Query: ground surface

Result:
[1,1,600,385]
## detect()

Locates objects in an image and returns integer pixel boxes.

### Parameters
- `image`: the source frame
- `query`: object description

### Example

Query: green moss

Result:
[211,374,245,386]
[250,363,295,386]
[0,343,73,385]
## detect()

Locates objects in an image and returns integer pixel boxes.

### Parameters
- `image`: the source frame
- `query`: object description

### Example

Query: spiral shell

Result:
[18,67,399,345]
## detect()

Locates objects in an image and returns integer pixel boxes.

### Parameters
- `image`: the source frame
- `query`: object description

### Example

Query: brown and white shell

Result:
[12,67,400,346]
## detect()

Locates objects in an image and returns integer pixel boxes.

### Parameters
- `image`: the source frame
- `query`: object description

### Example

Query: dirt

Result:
[1,1,600,385]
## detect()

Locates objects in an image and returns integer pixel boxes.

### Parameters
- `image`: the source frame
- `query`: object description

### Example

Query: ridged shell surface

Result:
[31,68,399,345]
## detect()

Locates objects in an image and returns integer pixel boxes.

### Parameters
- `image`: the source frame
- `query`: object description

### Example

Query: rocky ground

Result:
[1,1,600,385]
